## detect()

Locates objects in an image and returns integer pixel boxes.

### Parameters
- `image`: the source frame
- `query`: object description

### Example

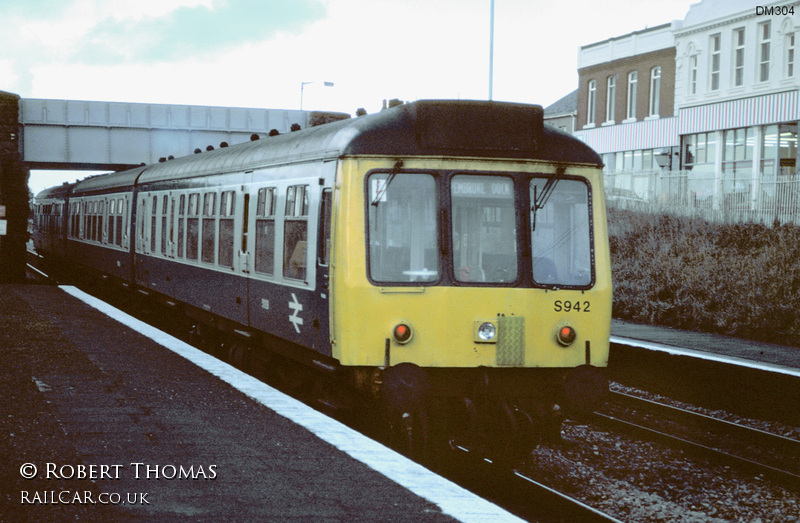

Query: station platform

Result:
[0,284,522,522]
[611,319,800,374]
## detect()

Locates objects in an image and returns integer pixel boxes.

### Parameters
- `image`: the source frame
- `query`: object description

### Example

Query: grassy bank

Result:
[608,209,800,348]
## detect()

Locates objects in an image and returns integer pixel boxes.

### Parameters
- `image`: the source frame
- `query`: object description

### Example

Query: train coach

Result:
[33,100,612,456]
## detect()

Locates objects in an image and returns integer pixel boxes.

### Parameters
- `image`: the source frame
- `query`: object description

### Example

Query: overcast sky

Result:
[3,0,697,193]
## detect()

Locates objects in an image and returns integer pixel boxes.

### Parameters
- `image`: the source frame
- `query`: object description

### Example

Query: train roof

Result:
[70,166,147,196]
[69,100,601,194]
[34,182,75,200]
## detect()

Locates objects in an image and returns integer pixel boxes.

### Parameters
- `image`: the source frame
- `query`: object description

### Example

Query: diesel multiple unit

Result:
[33,100,612,453]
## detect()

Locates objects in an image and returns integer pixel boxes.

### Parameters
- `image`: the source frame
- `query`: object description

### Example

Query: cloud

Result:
[5,0,698,116]
[70,0,327,64]
[0,0,71,19]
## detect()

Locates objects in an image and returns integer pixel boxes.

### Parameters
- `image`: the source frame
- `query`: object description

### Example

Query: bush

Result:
[609,209,800,347]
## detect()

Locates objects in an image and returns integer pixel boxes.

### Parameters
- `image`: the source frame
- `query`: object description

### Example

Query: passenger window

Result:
[69,203,76,238]
[218,191,235,267]
[150,196,157,252]
[202,193,216,263]
[187,193,200,260]
[138,198,146,246]
[255,187,276,275]
[169,197,176,254]
[161,195,169,255]
[85,201,91,240]
[109,199,116,245]
[90,201,97,242]
[283,185,309,281]
[98,200,105,243]
[114,198,123,247]
[177,195,186,258]
[121,198,128,248]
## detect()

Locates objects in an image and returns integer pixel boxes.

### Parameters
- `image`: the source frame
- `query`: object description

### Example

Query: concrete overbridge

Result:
[20,97,337,170]
[0,89,348,282]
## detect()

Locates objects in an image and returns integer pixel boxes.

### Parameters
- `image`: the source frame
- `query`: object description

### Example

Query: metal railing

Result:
[604,170,800,226]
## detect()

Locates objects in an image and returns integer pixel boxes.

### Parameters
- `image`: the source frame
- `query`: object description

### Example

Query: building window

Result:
[587,79,596,125]
[689,55,698,95]
[649,67,661,117]
[626,71,637,119]
[605,75,616,122]
[682,132,719,203]
[710,33,721,91]
[733,28,745,87]
[786,32,795,78]
[682,132,717,171]
[761,123,797,178]
[759,22,771,82]
[722,127,755,204]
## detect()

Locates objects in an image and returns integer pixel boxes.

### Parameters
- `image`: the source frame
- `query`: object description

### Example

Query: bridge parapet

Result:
[20,98,313,169]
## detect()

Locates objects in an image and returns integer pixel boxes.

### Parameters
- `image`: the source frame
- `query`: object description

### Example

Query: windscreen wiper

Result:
[531,166,565,230]
[371,160,404,207]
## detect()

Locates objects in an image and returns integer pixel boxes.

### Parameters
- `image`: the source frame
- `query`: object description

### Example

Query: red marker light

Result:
[393,323,412,344]
[557,325,576,346]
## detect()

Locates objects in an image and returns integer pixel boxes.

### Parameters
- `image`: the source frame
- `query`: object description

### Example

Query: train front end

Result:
[329,101,611,448]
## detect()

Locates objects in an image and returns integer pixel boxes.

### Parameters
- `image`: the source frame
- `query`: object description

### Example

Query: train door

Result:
[238,190,251,275]
[241,180,273,333]
[315,187,333,352]
[134,193,150,288]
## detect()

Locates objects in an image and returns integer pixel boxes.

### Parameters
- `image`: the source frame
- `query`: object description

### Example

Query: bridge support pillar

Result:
[0,91,29,283]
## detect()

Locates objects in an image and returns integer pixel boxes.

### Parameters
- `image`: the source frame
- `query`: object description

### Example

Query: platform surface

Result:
[612,318,800,372]
[0,284,522,522]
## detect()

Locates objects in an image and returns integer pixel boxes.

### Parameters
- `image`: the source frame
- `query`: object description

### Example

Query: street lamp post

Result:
[489,0,495,101]
[300,81,334,110]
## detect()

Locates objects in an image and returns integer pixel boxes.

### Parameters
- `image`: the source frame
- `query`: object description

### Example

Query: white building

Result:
[673,0,800,215]
[573,0,800,223]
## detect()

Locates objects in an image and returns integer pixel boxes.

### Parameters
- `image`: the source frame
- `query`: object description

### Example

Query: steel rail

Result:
[450,445,623,523]
[608,390,800,456]
[592,392,800,488]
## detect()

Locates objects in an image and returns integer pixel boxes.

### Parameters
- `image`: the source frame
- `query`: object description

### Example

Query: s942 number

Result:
[554,300,590,312]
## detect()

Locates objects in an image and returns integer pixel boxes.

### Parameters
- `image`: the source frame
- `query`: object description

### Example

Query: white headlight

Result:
[477,322,497,341]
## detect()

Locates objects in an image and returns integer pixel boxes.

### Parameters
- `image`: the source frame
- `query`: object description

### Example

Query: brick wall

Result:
[0,90,30,283]
[576,48,676,129]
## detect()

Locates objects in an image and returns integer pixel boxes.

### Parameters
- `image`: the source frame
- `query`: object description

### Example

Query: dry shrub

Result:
[609,209,800,347]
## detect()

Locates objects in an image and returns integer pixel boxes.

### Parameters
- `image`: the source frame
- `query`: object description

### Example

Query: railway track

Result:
[592,390,800,488]
[28,251,799,520]
[447,444,622,522]
[24,253,623,522]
